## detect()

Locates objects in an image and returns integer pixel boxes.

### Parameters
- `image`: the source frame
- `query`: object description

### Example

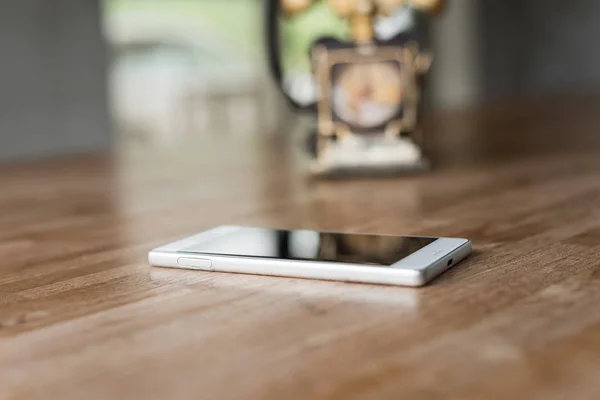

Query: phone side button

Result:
[177,257,213,271]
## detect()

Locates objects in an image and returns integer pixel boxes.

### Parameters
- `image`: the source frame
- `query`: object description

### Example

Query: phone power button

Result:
[177,257,213,271]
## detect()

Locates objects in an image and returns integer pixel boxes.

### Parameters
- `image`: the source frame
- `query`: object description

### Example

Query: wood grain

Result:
[1,95,600,399]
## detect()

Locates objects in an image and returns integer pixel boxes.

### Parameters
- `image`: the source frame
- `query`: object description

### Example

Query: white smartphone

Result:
[149,226,471,287]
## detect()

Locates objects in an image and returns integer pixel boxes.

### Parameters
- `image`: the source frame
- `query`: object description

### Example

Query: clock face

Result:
[332,61,403,129]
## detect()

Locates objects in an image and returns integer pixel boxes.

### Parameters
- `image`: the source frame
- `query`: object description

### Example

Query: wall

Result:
[521,0,600,94]
[431,0,481,109]
[0,0,111,162]
[480,0,600,99]
[432,0,600,107]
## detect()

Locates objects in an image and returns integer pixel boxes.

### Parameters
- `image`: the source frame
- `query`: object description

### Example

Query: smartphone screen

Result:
[181,227,437,266]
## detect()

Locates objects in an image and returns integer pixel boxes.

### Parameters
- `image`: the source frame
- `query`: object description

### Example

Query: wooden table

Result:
[2,96,600,399]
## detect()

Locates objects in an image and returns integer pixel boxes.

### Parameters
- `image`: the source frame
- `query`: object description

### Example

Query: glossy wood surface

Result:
[2,96,600,399]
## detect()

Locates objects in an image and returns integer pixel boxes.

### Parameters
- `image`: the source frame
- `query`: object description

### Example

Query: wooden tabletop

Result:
[2,96,600,399]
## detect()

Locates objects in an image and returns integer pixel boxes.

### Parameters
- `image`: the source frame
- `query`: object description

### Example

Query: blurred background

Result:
[1,0,600,162]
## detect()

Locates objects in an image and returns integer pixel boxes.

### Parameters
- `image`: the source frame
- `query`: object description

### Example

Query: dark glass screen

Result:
[182,227,437,266]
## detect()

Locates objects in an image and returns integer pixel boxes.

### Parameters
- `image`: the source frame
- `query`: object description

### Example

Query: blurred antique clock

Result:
[266,0,446,176]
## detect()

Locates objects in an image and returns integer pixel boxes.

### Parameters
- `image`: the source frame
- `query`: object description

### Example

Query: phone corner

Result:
[399,269,428,287]
[148,249,168,267]
[406,278,428,288]
[147,250,158,266]
[460,239,473,252]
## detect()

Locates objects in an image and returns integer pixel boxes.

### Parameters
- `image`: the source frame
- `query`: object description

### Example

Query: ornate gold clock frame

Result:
[312,41,432,173]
